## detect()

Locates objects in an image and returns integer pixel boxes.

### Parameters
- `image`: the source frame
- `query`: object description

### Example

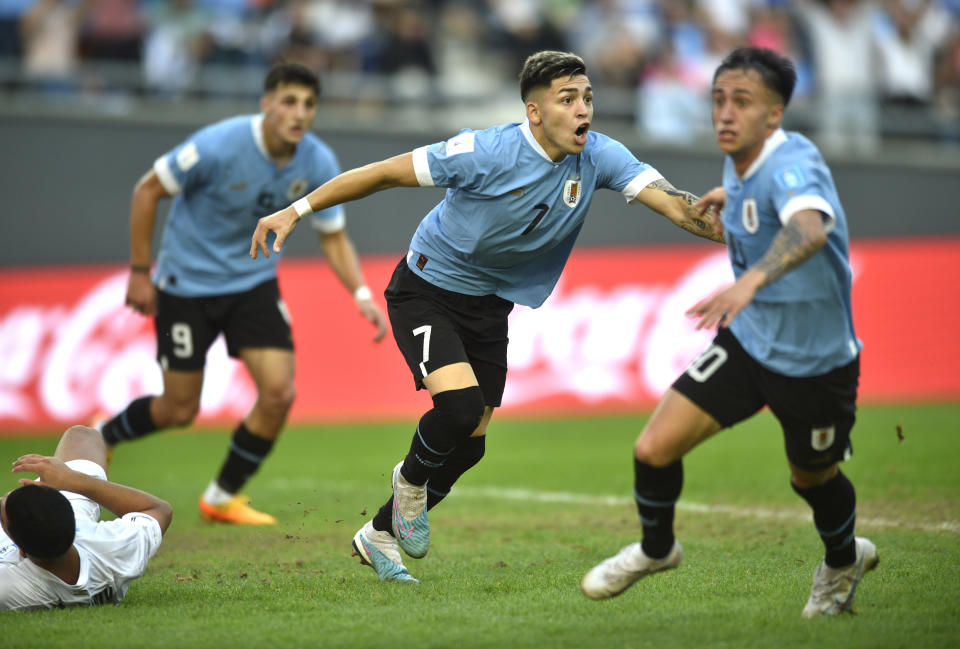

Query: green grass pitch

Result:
[1,403,957,649]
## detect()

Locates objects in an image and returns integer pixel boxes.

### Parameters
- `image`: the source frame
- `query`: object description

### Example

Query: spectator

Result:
[796,0,881,155]
[874,0,951,107]
[20,0,87,94]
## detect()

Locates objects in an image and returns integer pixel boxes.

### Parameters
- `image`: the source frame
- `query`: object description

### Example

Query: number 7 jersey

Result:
[407,120,663,308]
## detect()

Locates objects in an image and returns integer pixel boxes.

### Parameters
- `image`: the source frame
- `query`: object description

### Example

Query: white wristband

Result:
[353,286,372,302]
[293,197,313,218]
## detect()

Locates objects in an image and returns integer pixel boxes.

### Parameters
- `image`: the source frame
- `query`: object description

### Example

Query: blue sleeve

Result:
[592,135,656,193]
[153,126,219,196]
[768,155,836,225]
[420,128,494,192]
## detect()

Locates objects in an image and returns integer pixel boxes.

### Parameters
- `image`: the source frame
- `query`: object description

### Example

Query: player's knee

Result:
[62,424,104,448]
[431,386,485,439]
[258,382,296,417]
[634,436,675,468]
[163,399,200,427]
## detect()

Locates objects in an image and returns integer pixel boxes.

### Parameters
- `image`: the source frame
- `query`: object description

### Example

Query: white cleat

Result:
[581,541,683,600]
[352,520,419,583]
[802,536,879,618]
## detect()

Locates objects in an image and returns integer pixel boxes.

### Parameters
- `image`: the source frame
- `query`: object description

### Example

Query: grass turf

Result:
[0,403,957,649]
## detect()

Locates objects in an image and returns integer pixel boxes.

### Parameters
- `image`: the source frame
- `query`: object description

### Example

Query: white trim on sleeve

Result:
[153,156,182,195]
[412,146,435,187]
[622,168,664,203]
[310,207,346,233]
[779,195,836,233]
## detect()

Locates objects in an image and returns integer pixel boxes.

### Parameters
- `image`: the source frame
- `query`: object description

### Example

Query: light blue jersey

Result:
[408,121,662,307]
[722,128,861,377]
[152,115,344,297]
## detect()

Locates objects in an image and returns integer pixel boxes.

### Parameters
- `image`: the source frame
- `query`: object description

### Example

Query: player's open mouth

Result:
[574,122,589,144]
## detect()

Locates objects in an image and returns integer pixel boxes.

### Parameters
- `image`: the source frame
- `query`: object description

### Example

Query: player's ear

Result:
[767,102,783,130]
[526,100,541,125]
[259,93,271,114]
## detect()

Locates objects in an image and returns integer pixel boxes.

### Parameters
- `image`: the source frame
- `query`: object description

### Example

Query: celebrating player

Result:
[251,50,723,582]
[96,62,388,525]
[580,47,877,617]
[1,425,172,610]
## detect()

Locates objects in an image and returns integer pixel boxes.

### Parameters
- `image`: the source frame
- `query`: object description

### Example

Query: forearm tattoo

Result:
[753,216,824,286]
[649,179,725,244]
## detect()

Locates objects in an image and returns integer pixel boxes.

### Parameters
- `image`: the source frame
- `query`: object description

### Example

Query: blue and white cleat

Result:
[391,461,429,558]
[352,521,419,583]
[802,536,879,617]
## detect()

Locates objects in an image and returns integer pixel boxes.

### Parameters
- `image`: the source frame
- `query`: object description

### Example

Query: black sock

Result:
[792,470,857,568]
[101,396,157,446]
[426,435,486,509]
[215,423,274,494]
[634,457,683,559]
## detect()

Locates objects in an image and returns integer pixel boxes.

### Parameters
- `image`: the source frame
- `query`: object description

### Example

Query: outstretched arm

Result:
[12,455,173,534]
[687,209,828,329]
[317,229,388,342]
[634,178,725,244]
[251,152,419,259]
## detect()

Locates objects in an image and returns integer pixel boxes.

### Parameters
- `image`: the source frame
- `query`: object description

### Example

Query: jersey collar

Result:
[520,119,562,163]
[740,128,787,180]
[251,115,270,161]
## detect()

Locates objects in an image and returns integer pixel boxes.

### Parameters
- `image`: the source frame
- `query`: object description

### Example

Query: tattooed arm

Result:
[686,209,828,329]
[633,178,726,244]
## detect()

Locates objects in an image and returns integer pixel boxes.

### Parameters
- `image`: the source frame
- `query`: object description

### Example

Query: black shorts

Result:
[155,278,293,371]
[672,327,859,471]
[384,259,514,407]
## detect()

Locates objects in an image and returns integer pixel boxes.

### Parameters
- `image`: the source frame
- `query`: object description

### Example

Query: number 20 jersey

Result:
[407,120,662,308]
[721,128,861,377]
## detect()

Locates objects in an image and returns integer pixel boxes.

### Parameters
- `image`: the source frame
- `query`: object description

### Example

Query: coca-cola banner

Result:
[1,239,958,433]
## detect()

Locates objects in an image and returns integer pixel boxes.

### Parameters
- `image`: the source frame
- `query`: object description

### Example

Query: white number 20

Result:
[686,344,728,383]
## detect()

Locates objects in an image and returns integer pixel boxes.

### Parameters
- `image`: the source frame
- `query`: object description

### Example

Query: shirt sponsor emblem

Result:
[811,425,835,451]
[741,198,759,233]
[176,142,200,172]
[563,178,581,208]
[287,178,309,200]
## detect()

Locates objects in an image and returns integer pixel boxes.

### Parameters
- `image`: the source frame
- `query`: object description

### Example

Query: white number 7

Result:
[413,325,432,377]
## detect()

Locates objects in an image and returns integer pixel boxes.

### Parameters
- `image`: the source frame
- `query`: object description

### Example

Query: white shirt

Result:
[0,461,163,610]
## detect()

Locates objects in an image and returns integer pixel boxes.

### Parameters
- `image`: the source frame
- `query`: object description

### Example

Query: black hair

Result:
[713,47,797,107]
[264,61,321,97]
[519,51,587,102]
[5,484,76,559]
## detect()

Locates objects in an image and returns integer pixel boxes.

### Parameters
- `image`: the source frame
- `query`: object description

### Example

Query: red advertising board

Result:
[1,239,958,433]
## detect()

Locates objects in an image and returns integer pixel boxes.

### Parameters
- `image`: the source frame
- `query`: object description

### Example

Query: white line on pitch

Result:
[453,485,960,534]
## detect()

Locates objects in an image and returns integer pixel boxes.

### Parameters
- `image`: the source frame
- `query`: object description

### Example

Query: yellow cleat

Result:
[198,494,277,525]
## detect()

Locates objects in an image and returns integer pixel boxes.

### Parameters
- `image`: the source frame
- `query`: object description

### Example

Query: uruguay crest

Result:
[741,198,759,234]
[562,178,581,208]
[287,178,309,201]
[810,425,835,451]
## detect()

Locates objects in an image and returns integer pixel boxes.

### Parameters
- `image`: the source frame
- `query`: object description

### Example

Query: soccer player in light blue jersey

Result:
[97,62,387,525]
[251,51,724,582]
[582,48,877,618]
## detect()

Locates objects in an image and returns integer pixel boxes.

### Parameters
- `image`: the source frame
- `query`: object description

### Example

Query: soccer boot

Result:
[352,520,419,583]
[198,494,277,525]
[802,537,879,618]
[581,540,683,600]
[390,461,429,558]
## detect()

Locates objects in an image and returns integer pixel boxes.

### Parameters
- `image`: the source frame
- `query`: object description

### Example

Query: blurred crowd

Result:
[1,0,958,150]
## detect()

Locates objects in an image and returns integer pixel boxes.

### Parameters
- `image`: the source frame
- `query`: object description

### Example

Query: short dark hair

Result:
[264,61,321,97]
[5,484,75,559]
[519,51,587,102]
[713,47,797,107]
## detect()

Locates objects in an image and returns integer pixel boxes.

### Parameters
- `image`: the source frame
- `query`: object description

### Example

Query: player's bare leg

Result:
[199,348,295,525]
